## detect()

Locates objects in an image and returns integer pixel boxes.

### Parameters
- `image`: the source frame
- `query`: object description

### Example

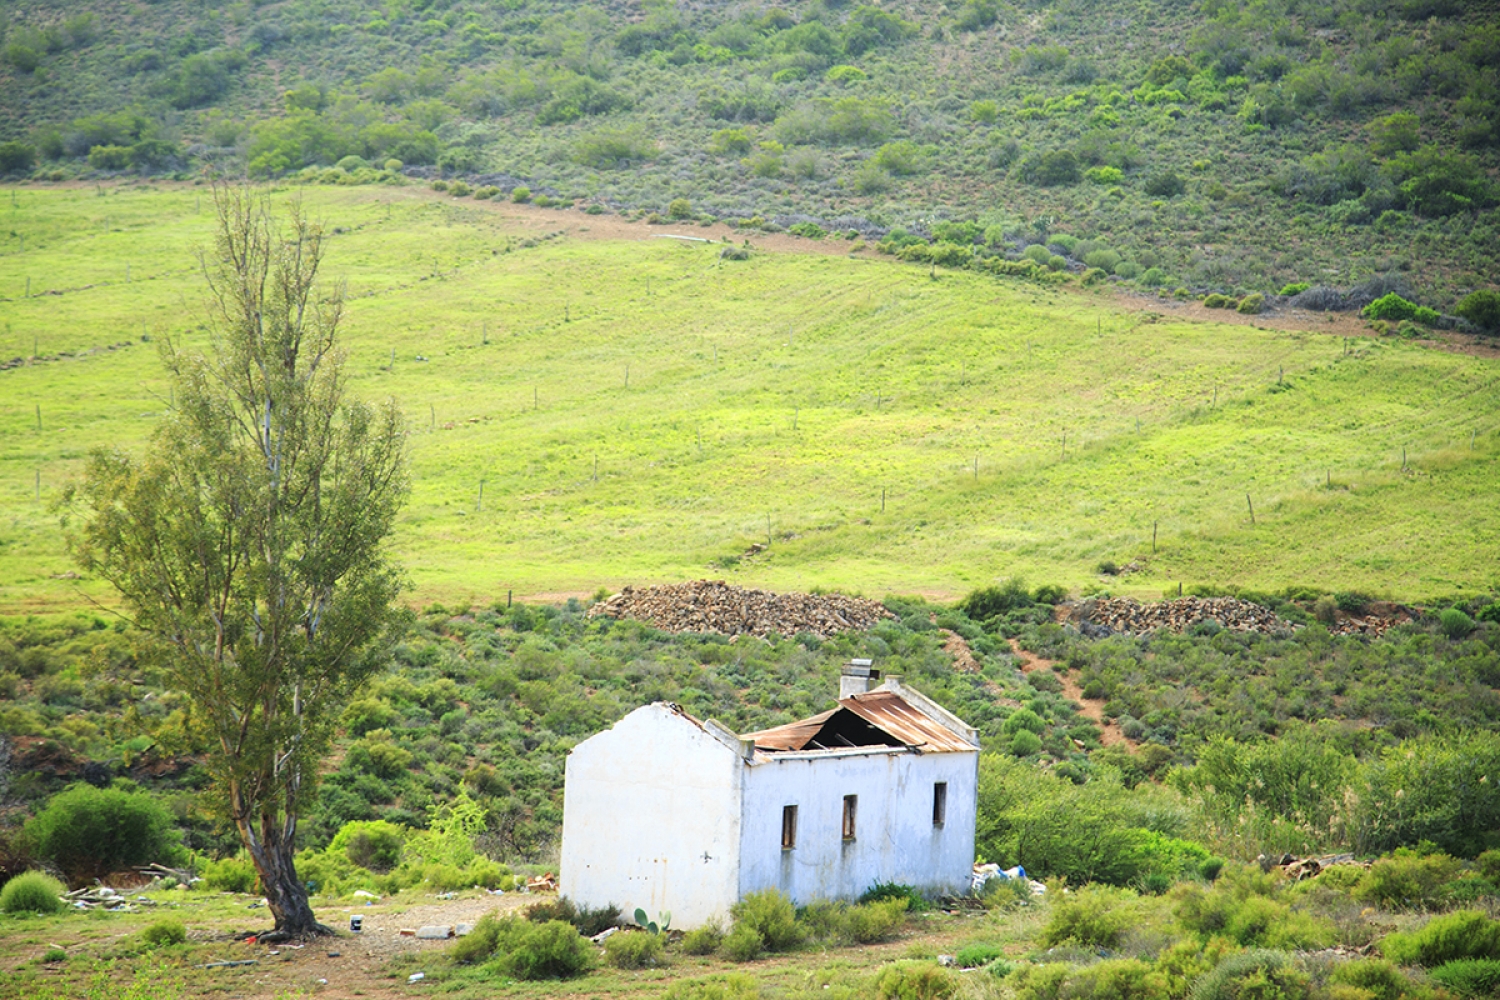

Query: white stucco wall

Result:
[737,747,978,904]
[559,704,745,929]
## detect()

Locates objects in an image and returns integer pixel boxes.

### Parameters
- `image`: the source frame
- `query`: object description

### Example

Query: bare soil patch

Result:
[1009,638,1131,749]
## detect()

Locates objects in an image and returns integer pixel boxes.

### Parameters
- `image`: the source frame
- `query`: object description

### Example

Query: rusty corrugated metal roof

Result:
[744,689,973,754]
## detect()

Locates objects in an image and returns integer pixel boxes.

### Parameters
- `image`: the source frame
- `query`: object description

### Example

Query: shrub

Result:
[0,871,65,914]
[1358,849,1462,910]
[1145,172,1186,197]
[24,784,181,882]
[1204,293,1232,308]
[448,180,472,197]
[431,180,448,192]
[473,186,499,200]
[1086,165,1124,184]
[1279,283,1311,297]
[1455,290,1500,332]
[1010,730,1042,756]
[860,882,927,912]
[843,898,908,943]
[668,198,693,220]
[1363,293,1420,322]
[525,896,577,925]
[510,186,531,203]
[141,918,186,947]
[954,943,1004,968]
[1237,293,1266,314]
[331,820,406,872]
[606,929,664,968]
[1191,950,1310,1000]
[721,922,763,961]
[1380,910,1500,967]
[970,100,999,123]
[201,854,259,893]
[87,145,132,171]
[1430,959,1500,997]
[1043,885,1133,948]
[1439,608,1475,639]
[681,923,723,955]
[574,902,621,938]
[874,961,958,1000]
[493,919,594,980]
[452,912,503,963]
[1332,958,1434,1000]
[873,141,924,176]
[0,141,36,173]
[731,889,801,951]
[1115,261,1142,280]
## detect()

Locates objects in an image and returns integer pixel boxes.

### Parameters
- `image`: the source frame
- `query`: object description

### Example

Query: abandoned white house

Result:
[559,662,980,929]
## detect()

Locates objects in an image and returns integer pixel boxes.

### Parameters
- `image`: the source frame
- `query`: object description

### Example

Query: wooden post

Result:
[35,469,40,500]
[973,456,978,480]
[1061,432,1067,459]
[593,455,598,481]
[507,590,512,608]
[881,488,886,513]
[1246,493,1255,525]
[1278,365,1283,384]
[477,479,484,511]
[35,404,41,432]
[624,364,629,389]
[482,322,488,345]
[1212,385,1217,407]
[1472,429,1477,450]
[1153,521,1158,553]
[1402,446,1407,470]
[766,513,772,547]
[430,403,435,431]
[565,305,570,323]
[793,407,798,431]
[1327,470,1331,487]
[533,386,538,410]
[1178,582,1183,597]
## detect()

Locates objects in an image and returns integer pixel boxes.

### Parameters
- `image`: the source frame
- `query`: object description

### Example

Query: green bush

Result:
[721,922,763,961]
[1331,958,1435,1000]
[859,882,927,912]
[1358,849,1462,910]
[681,923,723,955]
[510,186,531,203]
[451,912,503,963]
[1430,959,1500,998]
[1413,306,1441,326]
[1455,290,1500,332]
[874,961,957,1000]
[1010,730,1042,756]
[0,141,36,173]
[1176,868,1333,949]
[24,783,181,882]
[605,929,664,968]
[954,943,1004,968]
[141,918,186,947]
[1190,950,1310,1000]
[731,889,802,952]
[1439,608,1475,639]
[1203,293,1232,308]
[1042,884,1133,948]
[330,820,406,872]
[1279,283,1311,297]
[1363,293,1420,323]
[1236,293,1265,314]
[668,198,693,220]
[0,871,65,914]
[448,180,472,197]
[87,145,132,170]
[201,854,259,893]
[491,919,594,980]
[1380,910,1500,967]
[842,898,908,943]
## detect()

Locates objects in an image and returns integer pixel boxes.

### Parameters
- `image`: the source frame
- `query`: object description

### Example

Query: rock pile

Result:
[1076,596,1296,636]
[587,580,892,638]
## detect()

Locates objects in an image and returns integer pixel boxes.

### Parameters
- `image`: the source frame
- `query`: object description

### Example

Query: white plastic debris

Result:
[408,972,425,983]
[590,927,619,944]
[415,925,453,940]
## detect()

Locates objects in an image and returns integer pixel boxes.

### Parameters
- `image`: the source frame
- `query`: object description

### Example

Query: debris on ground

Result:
[525,872,557,893]
[587,580,892,638]
[1262,852,1371,881]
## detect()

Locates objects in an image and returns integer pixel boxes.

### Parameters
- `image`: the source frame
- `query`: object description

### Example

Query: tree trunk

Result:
[244,821,332,940]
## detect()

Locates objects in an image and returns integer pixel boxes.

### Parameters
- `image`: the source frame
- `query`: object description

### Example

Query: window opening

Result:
[933,782,948,827]
[781,805,798,850]
[842,794,857,841]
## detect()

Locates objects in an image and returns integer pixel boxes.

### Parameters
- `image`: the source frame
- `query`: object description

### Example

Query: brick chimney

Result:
[839,659,880,701]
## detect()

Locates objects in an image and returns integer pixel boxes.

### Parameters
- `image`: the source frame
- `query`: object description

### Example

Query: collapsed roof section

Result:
[744,688,977,755]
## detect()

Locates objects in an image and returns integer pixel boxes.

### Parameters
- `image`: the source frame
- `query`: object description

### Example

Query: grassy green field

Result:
[1,182,1496,615]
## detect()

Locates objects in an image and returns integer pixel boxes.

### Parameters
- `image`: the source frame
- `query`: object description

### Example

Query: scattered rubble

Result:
[1074,597,1297,636]
[587,581,892,638]
[1261,852,1371,881]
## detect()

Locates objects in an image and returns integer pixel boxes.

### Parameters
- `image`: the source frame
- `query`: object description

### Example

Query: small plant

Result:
[1358,849,1462,910]
[1439,608,1475,639]
[954,943,1005,968]
[141,918,187,947]
[721,922,763,962]
[202,855,259,894]
[873,961,958,1000]
[1279,282,1311,297]
[842,898,909,943]
[1237,293,1265,314]
[662,973,760,1000]
[634,905,671,934]
[448,180,472,197]
[1455,289,1500,332]
[1380,910,1500,967]
[511,186,531,203]
[731,889,801,952]
[0,871,65,914]
[41,946,67,963]
[1363,293,1420,323]
[1430,958,1500,997]
[681,923,724,955]
[859,881,928,912]
[668,198,693,220]
[452,912,503,964]
[605,929,665,968]
[1043,884,1133,948]
[1203,293,1231,308]
[430,180,448,192]
[490,919,594,980]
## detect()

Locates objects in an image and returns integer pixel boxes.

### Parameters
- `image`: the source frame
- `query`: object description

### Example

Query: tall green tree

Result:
[62,187,408,939]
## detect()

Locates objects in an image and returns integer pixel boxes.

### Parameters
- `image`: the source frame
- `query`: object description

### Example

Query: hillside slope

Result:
[1,184,1496,613]
[0,0,1497,307]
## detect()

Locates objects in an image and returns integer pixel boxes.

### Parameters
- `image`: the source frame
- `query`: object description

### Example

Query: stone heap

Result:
[587,580,892,638]
[1077,596,1296,635]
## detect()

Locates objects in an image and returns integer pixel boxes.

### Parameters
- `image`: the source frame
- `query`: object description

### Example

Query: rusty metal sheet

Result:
[744,690,972,754]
